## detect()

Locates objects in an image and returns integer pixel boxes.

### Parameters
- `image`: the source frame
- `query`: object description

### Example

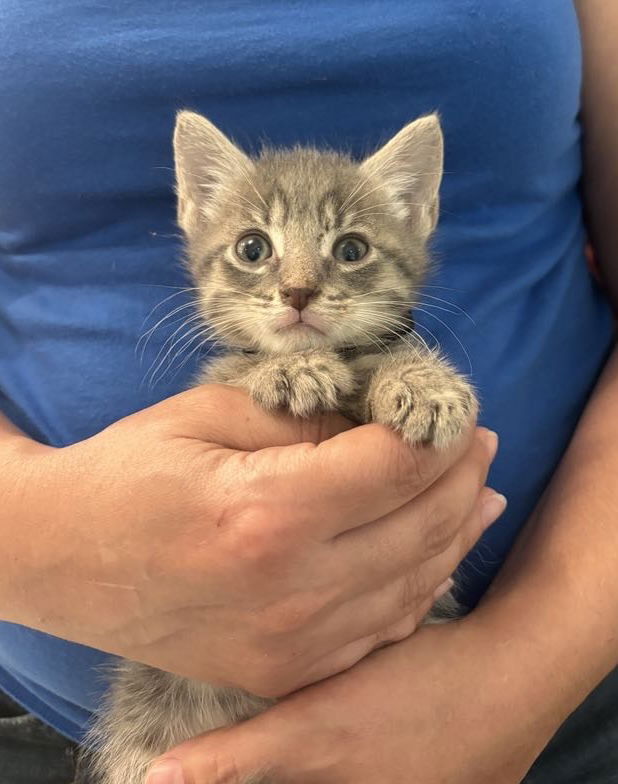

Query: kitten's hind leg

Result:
[78,662,273,784]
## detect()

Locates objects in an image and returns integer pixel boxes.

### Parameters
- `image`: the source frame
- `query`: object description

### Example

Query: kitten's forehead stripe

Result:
[317,190,343,232]
[267,186,290,226]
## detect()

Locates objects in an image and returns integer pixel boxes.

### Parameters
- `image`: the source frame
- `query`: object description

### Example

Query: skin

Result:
[0,384,500,698]
[143,1,618,782]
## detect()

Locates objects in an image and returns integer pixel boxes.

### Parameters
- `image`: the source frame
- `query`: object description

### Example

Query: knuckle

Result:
[221,503,287,568]
[473,433,495,478]
[208,755,247,784]
[241,661,273,695]
[393,614,418,641]
[460,509,485,554]
[393,446,430,497]
[245,661,290,698]
[417,594,437,624]
[260,594,317,637]
[423,510,457,558]
[398,573,423,612]
[376,614,418,647]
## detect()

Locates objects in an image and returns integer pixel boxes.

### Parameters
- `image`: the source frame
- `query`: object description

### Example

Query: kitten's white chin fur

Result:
[255,308,333,353]
[258,325,333,354]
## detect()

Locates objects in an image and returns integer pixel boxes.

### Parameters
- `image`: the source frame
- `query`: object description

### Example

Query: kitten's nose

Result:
[280,287,317,312]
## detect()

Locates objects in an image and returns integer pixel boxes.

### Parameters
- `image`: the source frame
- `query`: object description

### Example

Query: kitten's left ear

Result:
[359,113,444,237]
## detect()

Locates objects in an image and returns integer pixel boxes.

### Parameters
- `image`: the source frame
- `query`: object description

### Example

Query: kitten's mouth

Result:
[275,311,326,335]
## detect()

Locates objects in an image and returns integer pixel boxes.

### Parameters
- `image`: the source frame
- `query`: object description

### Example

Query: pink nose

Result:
[280,287,317,312]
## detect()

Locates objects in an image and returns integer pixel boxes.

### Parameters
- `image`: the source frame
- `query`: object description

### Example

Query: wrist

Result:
[0,435,69,626]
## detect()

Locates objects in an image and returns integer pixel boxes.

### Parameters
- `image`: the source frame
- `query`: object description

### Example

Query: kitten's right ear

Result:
[173,111,253,234]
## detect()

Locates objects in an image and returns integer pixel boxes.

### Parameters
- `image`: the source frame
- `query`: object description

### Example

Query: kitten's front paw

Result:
[247,351,356,418]
[367,362,476,449]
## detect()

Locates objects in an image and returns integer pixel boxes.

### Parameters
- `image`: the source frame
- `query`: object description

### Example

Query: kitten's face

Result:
[174,112,443,354]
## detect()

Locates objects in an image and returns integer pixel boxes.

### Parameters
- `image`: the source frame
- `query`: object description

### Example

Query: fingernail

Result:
[479,429,499,461]
[480,491,507,527]
[146,759,185,784]
[433,577,455,600]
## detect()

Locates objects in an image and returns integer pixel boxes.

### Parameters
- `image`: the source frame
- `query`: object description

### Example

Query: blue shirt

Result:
[0,0,613,741]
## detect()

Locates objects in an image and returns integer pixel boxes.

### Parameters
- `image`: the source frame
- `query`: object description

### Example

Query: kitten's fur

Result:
[78,111,476,784]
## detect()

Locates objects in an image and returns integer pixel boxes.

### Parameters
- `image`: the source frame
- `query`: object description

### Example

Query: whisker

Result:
[351,287,407,300]
[150,327,219,388]
[418,294,475,324]
[416,302,465,318]
[236,167,269,212]
[139,288,198,325]
[138,301,198,343]
[350,320,398,357]
[340,149,404,210]
[344,179,394,212]
[411,324,438,354]
[168,335,228,382]
[138,312,203,363]
[421,284,465,292]
[146,320,209,385]
[415,307,473,374]
[351,201,432,217]
[361,318,425,357]
[363,299,466,320]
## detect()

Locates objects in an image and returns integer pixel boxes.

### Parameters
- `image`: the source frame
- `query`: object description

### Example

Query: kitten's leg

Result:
[78,662,273,784]
[357,348,477,450]
[203,350,356,418]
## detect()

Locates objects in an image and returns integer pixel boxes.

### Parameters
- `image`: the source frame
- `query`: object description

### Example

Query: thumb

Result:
[145,718,281,784]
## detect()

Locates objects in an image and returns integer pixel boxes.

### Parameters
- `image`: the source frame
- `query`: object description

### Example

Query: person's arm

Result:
[578,0,618,305]
[467,0,618,744]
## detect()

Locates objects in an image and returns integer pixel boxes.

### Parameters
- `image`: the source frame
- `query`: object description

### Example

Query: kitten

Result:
[78,111,476,784]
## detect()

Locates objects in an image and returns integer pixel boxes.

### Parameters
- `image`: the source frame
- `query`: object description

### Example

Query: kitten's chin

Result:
[259,324,333,353]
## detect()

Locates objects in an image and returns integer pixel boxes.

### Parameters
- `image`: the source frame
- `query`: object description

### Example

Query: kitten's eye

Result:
[236,234,272,264]
[333,237,369,262]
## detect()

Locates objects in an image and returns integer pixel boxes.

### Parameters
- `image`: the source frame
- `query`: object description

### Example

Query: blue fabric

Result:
[0,0,613,743]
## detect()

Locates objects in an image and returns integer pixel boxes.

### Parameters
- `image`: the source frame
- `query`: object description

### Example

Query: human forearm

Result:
[577,0,618,305]
[0,412,57,622]
[469,343,618,728]
[482,0,618,721]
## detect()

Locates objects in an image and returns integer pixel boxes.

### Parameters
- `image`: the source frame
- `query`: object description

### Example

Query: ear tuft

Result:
[173,111,253,234]
[359,113,444,236]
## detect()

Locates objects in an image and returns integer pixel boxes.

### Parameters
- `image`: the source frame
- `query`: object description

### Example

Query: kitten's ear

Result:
[173,111,254,234]
[359,113,444,237]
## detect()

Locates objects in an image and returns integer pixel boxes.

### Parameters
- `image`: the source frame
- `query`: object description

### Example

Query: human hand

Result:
[1,385,499,695]
[148,613,555,784]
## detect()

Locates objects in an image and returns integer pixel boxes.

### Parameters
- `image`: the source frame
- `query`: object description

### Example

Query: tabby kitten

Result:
[80,111,476,784]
